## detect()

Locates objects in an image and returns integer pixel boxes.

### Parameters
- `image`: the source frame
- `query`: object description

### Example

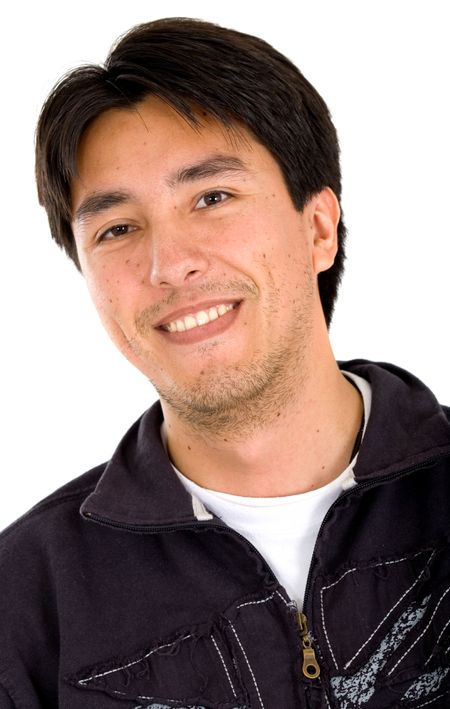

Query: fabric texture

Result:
[0,360,450,708]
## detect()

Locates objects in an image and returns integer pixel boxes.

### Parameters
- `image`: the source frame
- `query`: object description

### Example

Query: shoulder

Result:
[0,464,108,681]
[0,464,105,555]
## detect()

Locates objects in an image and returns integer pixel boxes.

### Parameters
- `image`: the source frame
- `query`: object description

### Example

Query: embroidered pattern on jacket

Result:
[330,596,430,707]
[70,627,246,708]
[321,551,434,672]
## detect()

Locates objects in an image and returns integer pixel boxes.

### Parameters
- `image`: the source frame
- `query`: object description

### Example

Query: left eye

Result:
[97,224,137,243]
[195,191,231,209]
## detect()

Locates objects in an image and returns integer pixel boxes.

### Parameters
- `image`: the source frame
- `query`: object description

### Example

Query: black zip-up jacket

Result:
[1,360,450,709]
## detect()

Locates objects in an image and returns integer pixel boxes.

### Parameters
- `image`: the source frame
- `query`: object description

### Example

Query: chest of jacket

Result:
[55,461,450,708]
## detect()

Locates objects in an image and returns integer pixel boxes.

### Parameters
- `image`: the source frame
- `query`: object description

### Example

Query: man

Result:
[1,16,449,709]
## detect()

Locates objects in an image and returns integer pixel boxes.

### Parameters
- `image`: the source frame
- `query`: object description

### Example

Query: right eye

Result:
[97,223,137,242]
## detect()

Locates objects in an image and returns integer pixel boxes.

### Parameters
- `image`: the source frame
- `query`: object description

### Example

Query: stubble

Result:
[131,273,315,439]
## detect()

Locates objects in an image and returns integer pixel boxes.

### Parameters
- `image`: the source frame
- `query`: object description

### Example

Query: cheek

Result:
[220,212,274,270]
[83,253,150,315]
[83,267,120,317]
[82,267,149,366]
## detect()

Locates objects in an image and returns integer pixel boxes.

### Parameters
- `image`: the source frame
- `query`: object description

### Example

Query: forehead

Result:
[78,96,251,169]
[74,95,273,188]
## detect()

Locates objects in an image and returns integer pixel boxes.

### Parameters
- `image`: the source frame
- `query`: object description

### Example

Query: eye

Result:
[97,223,137,243]
[195,190,232,209]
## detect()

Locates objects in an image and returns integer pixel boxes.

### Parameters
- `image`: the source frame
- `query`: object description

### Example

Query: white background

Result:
[1,1,449,530]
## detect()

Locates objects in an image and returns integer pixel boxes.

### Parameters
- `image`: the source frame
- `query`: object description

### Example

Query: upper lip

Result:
[154,298,242,328]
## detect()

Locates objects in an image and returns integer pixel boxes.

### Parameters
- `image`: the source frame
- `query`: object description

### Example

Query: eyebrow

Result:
[73,154,250,224]
[167,154,249,186]
[73,191,132,225]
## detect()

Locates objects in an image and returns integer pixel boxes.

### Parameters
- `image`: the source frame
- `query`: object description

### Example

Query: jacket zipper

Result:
[294,456,443,688]
[298,611,321,679]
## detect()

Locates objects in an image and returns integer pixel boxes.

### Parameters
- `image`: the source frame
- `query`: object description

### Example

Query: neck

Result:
[162,344,363,497]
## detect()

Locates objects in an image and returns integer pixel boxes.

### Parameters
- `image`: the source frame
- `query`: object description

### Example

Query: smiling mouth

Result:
[160,302,240,333]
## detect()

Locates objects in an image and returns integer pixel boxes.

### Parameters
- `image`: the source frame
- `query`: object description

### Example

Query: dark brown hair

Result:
[36,17,346,326]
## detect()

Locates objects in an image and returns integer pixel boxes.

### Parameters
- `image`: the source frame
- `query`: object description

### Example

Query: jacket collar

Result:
[80,402,213,527]
[346,360,450,480]
[81,360,450,528]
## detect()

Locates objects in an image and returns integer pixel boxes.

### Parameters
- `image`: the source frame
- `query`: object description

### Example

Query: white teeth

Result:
[184,315,197,331]
[196,310,209,326]
[163,303,236,332]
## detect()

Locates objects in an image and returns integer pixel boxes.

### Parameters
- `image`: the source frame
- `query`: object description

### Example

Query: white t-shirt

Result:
[167,371,372,608]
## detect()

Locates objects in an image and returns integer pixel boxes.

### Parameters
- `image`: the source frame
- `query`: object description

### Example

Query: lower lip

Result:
[156,303,242,345]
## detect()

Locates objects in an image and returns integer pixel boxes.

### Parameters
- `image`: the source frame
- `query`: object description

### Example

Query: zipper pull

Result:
[298,612,321,679]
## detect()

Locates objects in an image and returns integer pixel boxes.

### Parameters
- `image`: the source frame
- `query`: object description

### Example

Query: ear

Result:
[308,187,340,275]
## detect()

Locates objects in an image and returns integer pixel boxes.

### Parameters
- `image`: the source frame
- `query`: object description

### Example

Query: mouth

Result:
[158,301,241,333]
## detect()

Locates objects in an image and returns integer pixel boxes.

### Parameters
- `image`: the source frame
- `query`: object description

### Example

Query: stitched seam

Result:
[436,616,450,646]
[320,551,431,671]
[275,590,296,609]
[388,585,450,676]
[229,622,265,709]
[237,593,275,609]
[319,561,372,666]
[321,552,426,598]
[426,616,450,664]
[78,634,192,684]
[0,487,97,542]
[136,695,180,702]
[322,566,358,594]
[413,692,448,708]
[322,551,427,597]
[132,697,192,708]
[133,704,210,709]
[320,583,342,670]
[344,551,436,669]
[211,634,236,697]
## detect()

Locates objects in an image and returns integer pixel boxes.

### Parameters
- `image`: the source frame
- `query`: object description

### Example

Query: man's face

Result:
[71,97,335,427]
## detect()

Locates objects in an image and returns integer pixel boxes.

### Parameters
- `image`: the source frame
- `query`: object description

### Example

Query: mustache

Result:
[134,279,257,334]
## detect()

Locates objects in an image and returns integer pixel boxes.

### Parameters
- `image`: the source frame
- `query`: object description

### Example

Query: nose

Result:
[149,219,210,289]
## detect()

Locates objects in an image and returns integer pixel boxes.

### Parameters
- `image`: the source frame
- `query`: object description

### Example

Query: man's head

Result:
[35,16,345,328]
